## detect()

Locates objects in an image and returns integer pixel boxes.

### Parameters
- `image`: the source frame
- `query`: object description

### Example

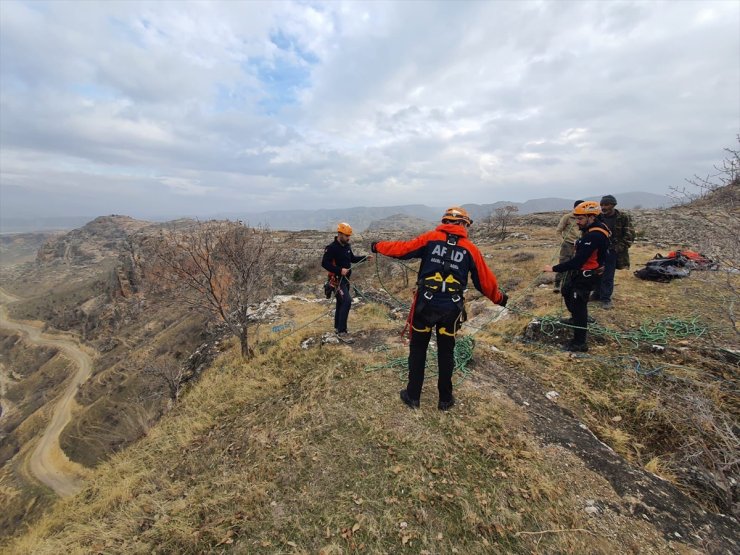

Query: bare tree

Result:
[488,205,520,239]
[669,138,740,336]
[672,136,739,210]
[141,221,278,358]
[143,358,186,404]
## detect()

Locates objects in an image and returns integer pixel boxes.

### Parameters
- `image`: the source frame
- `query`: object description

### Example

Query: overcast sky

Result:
[1,0,738,219]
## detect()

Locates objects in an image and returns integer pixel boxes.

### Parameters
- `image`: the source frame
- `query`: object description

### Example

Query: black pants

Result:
[334,281,352,333]
[561,272,596,345]
[407,303,461,403]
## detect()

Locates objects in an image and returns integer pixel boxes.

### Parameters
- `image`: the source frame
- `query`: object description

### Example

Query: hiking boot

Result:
[399,389,420,409]
[336,332,354,344]
[600,301,613,310]
[562,342,589,353]
[438,396,455,411]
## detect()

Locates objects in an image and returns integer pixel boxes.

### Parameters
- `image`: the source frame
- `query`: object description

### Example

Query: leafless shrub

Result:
[672,136,739,210]
[643,379,740,516]
[137,221,278,358]
[670,137,740,336]
[376,255,413,289]
[143,358,186,403]
[486,205,520,239]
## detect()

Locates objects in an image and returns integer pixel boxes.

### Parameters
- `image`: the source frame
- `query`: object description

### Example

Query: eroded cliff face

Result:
[35,215,152,265]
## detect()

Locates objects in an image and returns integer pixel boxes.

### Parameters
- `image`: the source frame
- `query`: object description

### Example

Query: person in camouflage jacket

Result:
[593,195,635,308]
[612,209,635,270]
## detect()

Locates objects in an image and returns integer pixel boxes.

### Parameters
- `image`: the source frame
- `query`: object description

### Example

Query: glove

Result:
[498,291,508,307]
[370,241,379,253]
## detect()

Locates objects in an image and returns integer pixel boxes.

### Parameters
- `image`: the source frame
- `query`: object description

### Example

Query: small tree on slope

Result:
[141,221,278,358]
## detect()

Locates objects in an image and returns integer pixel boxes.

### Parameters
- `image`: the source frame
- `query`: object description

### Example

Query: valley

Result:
[0,286,91,496]
[1,192,738,552]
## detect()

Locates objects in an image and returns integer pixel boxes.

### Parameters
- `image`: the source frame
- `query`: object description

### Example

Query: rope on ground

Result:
[366,334,476,385]
[535,313,708,349]
[261,256,376,348]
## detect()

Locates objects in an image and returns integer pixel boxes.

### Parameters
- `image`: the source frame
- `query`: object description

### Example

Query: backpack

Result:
[634,256,691,282]
[665,250,718,270]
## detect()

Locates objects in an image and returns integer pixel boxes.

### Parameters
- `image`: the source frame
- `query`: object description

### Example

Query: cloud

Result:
[1,0,738,219]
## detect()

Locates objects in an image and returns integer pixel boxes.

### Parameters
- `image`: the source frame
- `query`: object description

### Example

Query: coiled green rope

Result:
[366,334,476,384]
[536,313,708,349]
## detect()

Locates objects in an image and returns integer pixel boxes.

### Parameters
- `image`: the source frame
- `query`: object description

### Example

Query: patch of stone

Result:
[479,360,740,553]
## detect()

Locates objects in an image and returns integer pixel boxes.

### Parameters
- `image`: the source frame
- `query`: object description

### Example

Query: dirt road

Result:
[0,287,91,497]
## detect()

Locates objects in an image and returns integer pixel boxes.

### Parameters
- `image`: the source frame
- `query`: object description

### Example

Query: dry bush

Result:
[670,138,740,336]
[136,221,278,358]
[511,252,535,262]
[143,358,186,404]
[486,205,520,239]
[635,377,739,516]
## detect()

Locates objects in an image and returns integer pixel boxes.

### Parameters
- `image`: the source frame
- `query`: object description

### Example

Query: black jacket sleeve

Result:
[321,244,341,275]
[552,231,609,273]
[350,250,367,264]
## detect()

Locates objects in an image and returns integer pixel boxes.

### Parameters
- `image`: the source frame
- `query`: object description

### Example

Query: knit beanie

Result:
[600,194,617,206]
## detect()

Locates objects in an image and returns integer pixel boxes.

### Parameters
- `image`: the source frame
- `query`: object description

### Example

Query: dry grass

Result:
[4,216,737,553]
[463,235,739,517]
[6,295,682,554]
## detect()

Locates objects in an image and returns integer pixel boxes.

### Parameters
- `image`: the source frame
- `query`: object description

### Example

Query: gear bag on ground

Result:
[634,250,717,282]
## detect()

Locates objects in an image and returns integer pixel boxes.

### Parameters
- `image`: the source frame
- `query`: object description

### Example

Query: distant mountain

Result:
[585,191,674,210]
[214,204,442,233]
[2,192,674,234]
[365,213,435,234]
[35,215,153,265]
[224,192,673,231]
[0,232,57,266]
[461,192,674,221]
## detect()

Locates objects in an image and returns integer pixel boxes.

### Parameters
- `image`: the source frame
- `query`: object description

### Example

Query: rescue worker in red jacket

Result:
[371,207,508,410]
[543,201,611,352]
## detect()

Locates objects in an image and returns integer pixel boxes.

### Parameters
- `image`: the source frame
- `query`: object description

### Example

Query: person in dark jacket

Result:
[371,207,508,410]
[321,222,371,343]
[553,199,585,293]
[592,194,635,309]
[544,201,611,352]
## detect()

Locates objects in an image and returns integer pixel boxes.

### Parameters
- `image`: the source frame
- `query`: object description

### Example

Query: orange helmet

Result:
[337,222,353,236]
[573,201,601,216]
[442,206,472,226]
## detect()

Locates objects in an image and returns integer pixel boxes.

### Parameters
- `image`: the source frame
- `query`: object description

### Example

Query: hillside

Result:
[2,201,738,553]
[365,213,435,234]
[212,193,673,232]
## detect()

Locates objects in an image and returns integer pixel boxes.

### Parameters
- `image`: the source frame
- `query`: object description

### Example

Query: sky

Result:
[1,0,738,220]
